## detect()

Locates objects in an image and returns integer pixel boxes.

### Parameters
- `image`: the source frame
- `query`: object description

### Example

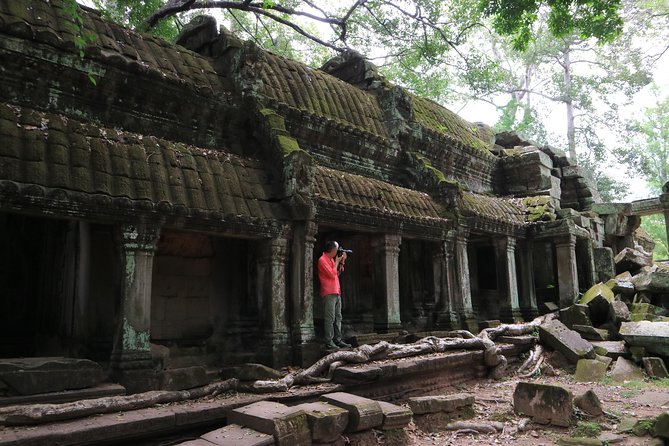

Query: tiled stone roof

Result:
[313,165,446,221]
[260,52,389,138]
[0,103,284,220]
[0,0,220,90]
[459,192,527,225]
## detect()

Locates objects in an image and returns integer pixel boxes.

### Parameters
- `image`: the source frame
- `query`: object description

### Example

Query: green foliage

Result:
[93,0,180,41]
[479,0,624,51]
[573,421,603,438]
[640,215,669,260]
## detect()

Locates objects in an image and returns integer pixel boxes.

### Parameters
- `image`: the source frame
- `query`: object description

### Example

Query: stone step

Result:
[191,424,274,446]
[0,382,125,407]
[227,400,310,446]
[320,392,383,433]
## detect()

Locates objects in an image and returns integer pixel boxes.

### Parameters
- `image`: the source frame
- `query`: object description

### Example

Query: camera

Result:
[337,247,353,257]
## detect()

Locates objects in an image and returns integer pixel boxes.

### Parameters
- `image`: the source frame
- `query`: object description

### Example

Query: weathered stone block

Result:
[0,357,104,396]
[228,401,310,446]
[609,301,631,325]
[159,366,208,391]
[572,325,609,341]
[377,401,412,430]
[295,401,348,442]
[407,393,474,415]
[619,321,669,356]
[606,278,636,295]
[615,248,652,274]
[642,357,669,379]
[610,357,645,383]
[655,412,669,439]
[574,390,603,416]
[631,303,668,316]
[578,283,614,325]
[574,359,608,382]
[200,424,274,446]
[512,382,574,427]
[590,341,629,359]
[559,305,592,329]
[538,319,595,364]
[594,247,616,283]
[629,346,647,363]
[320,392,383,432]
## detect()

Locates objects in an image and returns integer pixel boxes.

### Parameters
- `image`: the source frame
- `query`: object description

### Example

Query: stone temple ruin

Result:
[2,0,669,418]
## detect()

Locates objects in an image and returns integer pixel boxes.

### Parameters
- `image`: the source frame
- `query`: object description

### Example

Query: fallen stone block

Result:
[590,342,629,360]
[642,357,669,379]
[574,390,603,416]
[538,319,595,364]
[630,313,665,322]
[631,270,669,293]
[655,412,669,439]
[610,357,645,383]
[407,393,474,415]
[200,424,274,446]
[377,401,412,430]
[629,346,647,363]
[595,354,613,368]
[615,247,652,274]
[609,300,631,325]
[0,357,105,396]
[619,321,669,356]
[228,401,310,446]
[513,382,574,427]
[574,359,608,382]
[295,401,348,443]
[572,325,609,341]
[605,277,636,295]
[559,305,592,329]
[159,366,209,391]
[632,303,668,316]
[542,302,560,313]
[578,283,614,325]
[321,392,383,432]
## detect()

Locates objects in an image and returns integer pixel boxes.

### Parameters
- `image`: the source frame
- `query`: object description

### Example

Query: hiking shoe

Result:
[335,341,352,348]
[324,342,339,350]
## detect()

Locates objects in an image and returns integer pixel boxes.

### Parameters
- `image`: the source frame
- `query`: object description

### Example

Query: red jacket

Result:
[318,253,341,297]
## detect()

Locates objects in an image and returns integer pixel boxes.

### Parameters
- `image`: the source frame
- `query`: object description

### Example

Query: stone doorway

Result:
[398,239,437,331]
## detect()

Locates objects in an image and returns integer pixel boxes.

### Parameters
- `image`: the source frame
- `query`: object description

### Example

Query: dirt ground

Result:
[399,372,669,446]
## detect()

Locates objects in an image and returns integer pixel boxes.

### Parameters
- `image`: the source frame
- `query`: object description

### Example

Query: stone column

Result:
[434,237,458,329]
[110,223,160,393]
[256,237,291,368]
[494,236,522,323]
[290,221,319,366]
[555,234,579,308]
[454,227,477,332]
[372,234,403,333]
[581,239,598,288]
[518,240,539,320]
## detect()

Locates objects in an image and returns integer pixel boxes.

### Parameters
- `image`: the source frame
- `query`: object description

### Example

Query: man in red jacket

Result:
[318,241,352,349]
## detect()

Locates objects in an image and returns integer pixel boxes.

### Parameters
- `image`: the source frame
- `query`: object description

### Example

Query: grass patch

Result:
[601,376,614,386]
[653,377,669,387]
[621,388,640,398]
[573,421,603,438]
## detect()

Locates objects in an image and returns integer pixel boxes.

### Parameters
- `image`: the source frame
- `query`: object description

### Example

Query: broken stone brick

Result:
[295,401,348,443]
[227,401,310,446]
[538,319,595,364]
[377,401,412,430]
[200,424,274,446]
[631,270,669,293]
[512,382,574,427]
[574,359,608,383]
[631,303,668,317]
[407,393,475,415]
[559,304,592,329]
[578,283,614,325]
[654,412,669,439]
[642,357,669,379]
[610,357,645,383]
[614,247,652,274]
[619,321,669,356]
[609,300,631,325]
[320,392,383,432]
[574,390,603,416]
[572,325,609,341]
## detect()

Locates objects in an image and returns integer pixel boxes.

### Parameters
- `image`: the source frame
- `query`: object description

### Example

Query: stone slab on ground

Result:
[200,424,274,446]
[538,319,595,364]
[0,357,104,396]
[572,325,609,341]
[513,382,574,427]
[0,383,125,407]
[619,321,669,356]
[610,357,646,383]
[574,390,603,416]
[377,401,412,430]
[159,366,209,391]
[630,270,669,293]
[590,341,630,359]
[559,305,592,329]
[643,357,669,379]
[227,401,310,446]
[574,359,608,382]
[295,401,348,442]
[655,412,669,439]
[407,393,474,415]
[320,392,383,432]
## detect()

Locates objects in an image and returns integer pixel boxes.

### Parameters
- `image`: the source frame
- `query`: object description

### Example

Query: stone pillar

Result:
[454,227,477,332]
[290,221,319,366]
[434,237,458,329]
[582,239,598,288]
[256,237,291,368]
[494,236,522,323]
[518,240,539,320]
[372,234,402,333]
[555,234,579,308]
[110,223,160,393]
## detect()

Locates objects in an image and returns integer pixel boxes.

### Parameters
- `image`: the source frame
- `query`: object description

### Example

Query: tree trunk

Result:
[563,44,577,160]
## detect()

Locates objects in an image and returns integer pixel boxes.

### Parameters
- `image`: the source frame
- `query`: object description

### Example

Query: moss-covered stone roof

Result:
[313,165,446,221]
[409,94,492,156]
[0,0,221,90]
[0,102,284,221]
[260,52,388,138]
[458,192,527,225]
